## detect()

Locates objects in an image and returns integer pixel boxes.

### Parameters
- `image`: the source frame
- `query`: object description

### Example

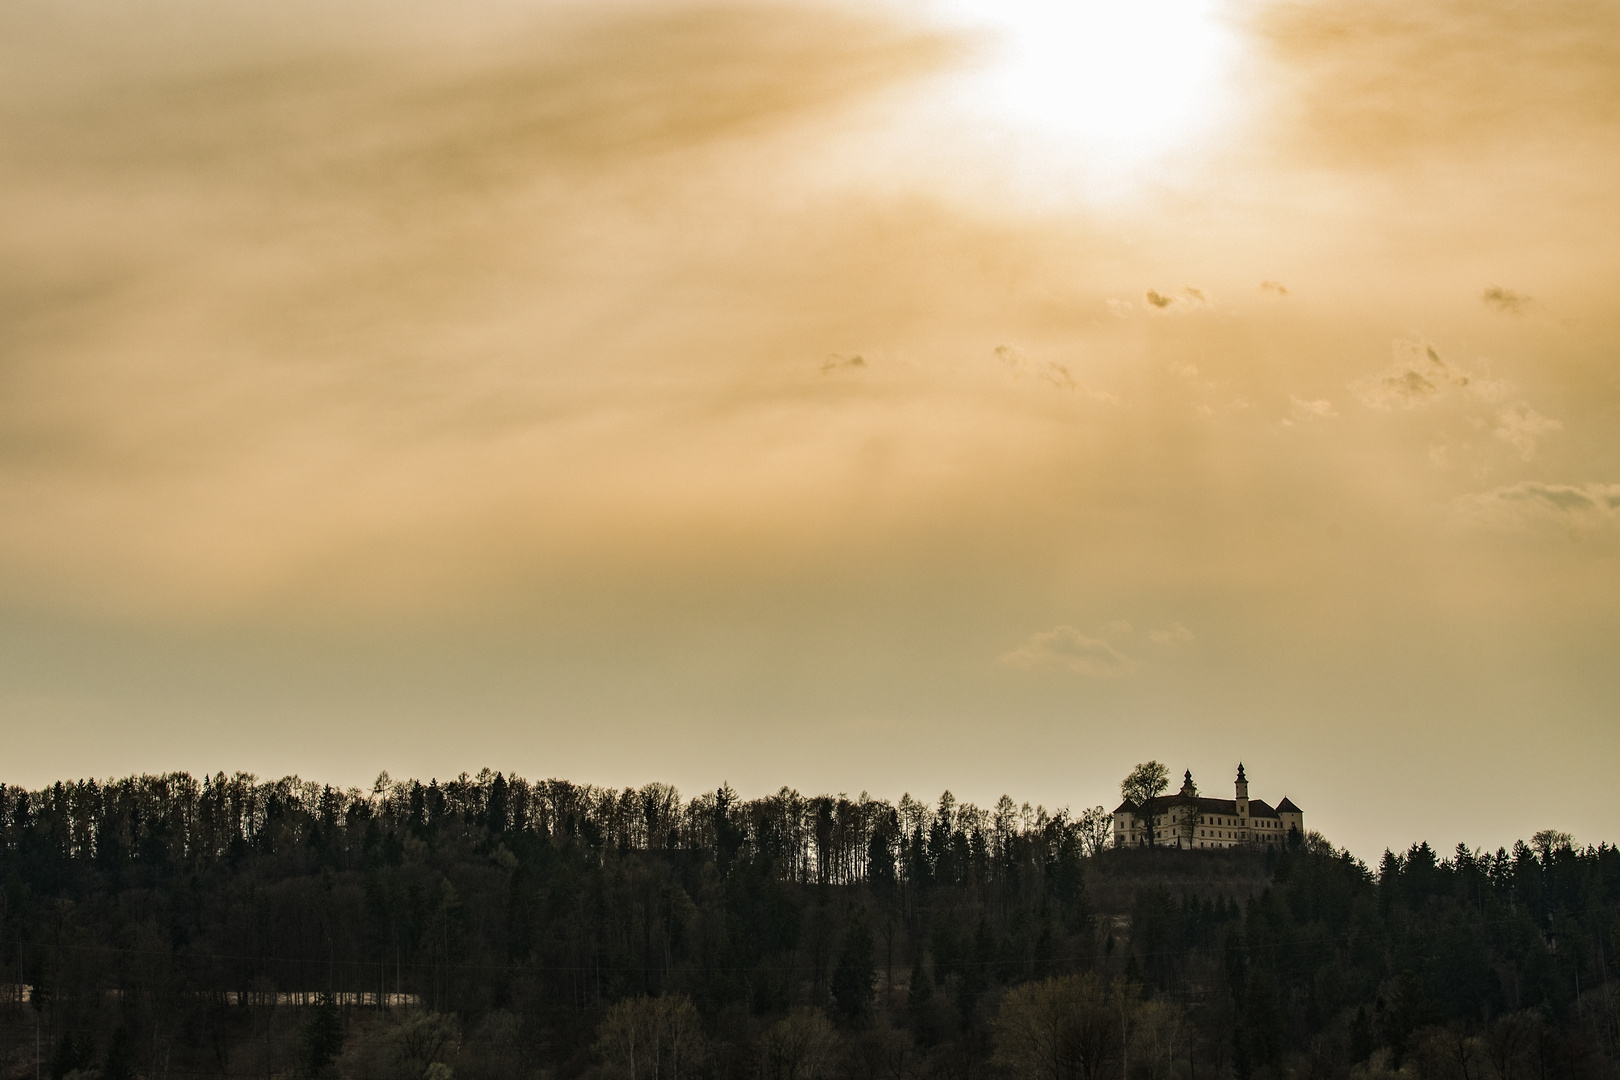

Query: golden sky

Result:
[2,0,1617,857]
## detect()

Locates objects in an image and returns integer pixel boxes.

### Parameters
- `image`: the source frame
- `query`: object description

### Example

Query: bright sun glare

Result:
[927,0,1241,194]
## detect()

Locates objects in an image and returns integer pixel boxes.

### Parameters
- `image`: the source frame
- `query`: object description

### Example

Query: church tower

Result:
[1234,763,1249,819]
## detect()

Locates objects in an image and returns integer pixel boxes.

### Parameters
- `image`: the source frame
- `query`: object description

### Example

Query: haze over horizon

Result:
[1,0,1617,862]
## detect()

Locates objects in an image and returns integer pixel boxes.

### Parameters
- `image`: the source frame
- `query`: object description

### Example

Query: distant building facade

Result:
[1113,764,1302,849]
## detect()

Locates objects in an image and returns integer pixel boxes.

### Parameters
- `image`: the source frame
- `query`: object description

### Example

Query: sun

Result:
[926,0,1242,191]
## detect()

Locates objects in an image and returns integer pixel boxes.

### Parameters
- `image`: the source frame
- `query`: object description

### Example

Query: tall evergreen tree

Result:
[831,907,876,1022]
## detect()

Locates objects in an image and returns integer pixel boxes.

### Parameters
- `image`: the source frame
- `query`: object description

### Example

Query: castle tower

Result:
[1234,763,1249,819]
[1179,769,1196,797]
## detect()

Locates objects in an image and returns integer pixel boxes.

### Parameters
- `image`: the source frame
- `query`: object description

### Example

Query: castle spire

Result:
[1234,763,1249,816]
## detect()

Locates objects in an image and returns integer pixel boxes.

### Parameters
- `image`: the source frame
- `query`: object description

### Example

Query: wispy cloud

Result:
[1482,286,1533,315]
[1000,626,1141,678]
[1458,481,1620,529]
[1351,340,1558,458]
[1493,404,1561,460]
[820,354,868,374]
[1291,396,1337,419]
[1350,341,1471,410]
[995,345,1118,402]
[1142,287,1213,315]
[1149,622,1194,647]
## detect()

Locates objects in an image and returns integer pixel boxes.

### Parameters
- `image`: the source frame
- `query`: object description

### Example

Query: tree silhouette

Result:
[1120,762,1170,848]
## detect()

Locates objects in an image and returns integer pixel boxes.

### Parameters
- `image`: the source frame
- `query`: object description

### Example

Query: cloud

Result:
[1291,395,1337,418]
[1253,0,1620,167]
[820,354,868,374]
[1458,481,1620,529]
[1040,362,1077,391]
[1149,622,1194,647]
[1482,286,1532,314]
[996,346,1117,402]
[1143,288,1213,314]
[1351,340,1471,410]
[1000,626,1141,678]
[1260,280,1289,296]
[1493,403,1561,460]
[995,344,1028,379]
[1350,340,1558,458]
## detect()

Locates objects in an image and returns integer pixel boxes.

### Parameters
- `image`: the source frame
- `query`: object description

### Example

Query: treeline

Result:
[0,771,1615,1080]
[0,771,1113,893]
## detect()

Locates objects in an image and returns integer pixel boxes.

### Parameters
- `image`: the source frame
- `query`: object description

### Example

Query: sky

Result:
[1,0,1617,861]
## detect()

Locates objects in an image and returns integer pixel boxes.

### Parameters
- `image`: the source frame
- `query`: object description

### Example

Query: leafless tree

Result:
[1120,763,1169,848]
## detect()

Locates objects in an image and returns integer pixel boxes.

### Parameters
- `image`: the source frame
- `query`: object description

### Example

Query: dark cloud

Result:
[1482,286,1532,314]
[1141,288,1211,314]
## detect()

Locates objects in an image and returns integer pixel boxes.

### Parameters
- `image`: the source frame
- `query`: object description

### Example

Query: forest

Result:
[0,769,1615,1080]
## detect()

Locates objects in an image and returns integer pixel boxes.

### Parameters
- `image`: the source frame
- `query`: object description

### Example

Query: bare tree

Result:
[598,996,705,1080]
[757,1008,838,1080]
[1077,807,1112,858]
[1120,763,1169,848]
[1486,1012,1540,1080]
[1531,830,1573,863]
[1130,999,1187,1080]
[994,975,1122,1080]
[391,1013,458,1080]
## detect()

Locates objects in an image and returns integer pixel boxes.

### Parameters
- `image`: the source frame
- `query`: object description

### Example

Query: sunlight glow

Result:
[927,0,1242,192]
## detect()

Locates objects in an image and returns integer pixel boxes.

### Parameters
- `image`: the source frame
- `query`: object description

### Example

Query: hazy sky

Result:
[2,0,1617,859]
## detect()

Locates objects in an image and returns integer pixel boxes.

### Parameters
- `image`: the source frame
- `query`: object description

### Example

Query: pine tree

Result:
[831,907,876,1022]
[907,951,933,1014]
[301,993,344,1076]
[102,1026,134,1080]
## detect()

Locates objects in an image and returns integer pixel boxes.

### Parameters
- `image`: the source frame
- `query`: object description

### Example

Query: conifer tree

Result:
[301,993,344,1076]
[831,907,876,1022]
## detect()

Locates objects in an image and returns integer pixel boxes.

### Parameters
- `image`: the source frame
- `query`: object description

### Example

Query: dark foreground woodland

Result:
[0,772,1616,1080]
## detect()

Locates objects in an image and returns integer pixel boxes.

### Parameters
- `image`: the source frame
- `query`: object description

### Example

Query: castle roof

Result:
[1277,797,1301,813]
[1115,794,1285,819]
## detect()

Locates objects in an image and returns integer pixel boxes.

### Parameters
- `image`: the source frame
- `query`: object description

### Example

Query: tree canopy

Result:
[0,770,1614,1080]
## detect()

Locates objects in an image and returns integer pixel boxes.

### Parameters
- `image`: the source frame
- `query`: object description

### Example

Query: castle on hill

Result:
[1112,764,1302,849]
